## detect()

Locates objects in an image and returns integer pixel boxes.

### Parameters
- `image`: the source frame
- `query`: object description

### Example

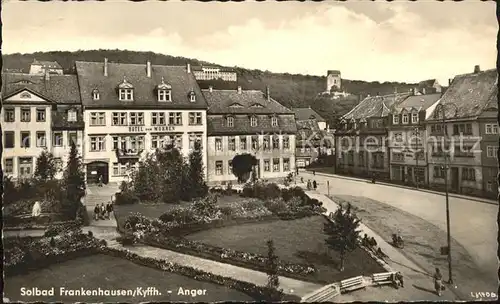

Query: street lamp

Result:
[435,102,458,285]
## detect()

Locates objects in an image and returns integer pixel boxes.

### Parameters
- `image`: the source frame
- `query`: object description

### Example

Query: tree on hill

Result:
[231,153,258,183]
[63,142,86,217]
[323,203,361,271]
[34,149,59,181]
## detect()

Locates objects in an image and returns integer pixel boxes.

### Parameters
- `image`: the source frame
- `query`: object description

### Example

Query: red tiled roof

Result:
[203,89,292,114]
[342,93,411,121]
[393,93,441,114]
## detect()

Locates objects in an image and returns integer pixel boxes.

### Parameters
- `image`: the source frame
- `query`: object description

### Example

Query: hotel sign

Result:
[129,126,176,132]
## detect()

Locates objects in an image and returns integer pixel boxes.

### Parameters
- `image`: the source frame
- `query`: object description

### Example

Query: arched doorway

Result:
[86,161,109,184]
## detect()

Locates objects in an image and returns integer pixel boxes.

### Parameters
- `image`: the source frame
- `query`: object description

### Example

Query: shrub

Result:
[159,208,198,224]
[117,234,136,246]
[219,206,234,217]
[242,198,265,211]
[192,194,218,218]
[264,198,289,214]
[115,191,140,205]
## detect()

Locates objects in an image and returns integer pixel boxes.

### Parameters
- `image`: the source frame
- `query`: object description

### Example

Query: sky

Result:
[2,0,497,84]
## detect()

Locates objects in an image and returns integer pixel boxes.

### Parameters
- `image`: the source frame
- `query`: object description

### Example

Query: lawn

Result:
[3,253,254,302]
[185,215,385,284]
[330,194,496,300]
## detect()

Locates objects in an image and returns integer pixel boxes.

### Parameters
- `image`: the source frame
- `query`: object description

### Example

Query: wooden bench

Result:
[340,276,365,293]
[302,284,340,302]
[372,272,396,286]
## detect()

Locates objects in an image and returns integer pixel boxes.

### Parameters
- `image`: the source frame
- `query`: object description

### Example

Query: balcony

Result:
[115,148,144,161]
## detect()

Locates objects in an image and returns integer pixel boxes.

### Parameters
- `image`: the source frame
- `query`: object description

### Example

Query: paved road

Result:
[300,171,498,287]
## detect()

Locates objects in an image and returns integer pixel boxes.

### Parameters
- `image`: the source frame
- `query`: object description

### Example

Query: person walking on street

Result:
[433,268,443,296]
[307,179,312,190]
[94,204,99,221]
[98,175,103,187]
[313,180,317,190]
[313,170,316,176]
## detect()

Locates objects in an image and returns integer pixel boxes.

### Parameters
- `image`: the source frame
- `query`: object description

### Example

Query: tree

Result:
[63,141,86,217]
[34,149,58,181]
[231,153,258,183]
[265,239,283,301]
[323,203,361,271]
[186,140,208,199]
[156,144,186,204]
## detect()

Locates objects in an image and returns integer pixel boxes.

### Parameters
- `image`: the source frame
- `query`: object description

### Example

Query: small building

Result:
[425,66,497,197]
[204,86,297,185]
[29,59,64,75]
[326,70,341,93]
[415,79,442,95]
[192,65,237,82]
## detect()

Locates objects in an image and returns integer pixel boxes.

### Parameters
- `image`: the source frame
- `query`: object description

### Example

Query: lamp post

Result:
[435,102,458,285]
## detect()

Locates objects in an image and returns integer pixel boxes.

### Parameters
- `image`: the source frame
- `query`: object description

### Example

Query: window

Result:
[453,123,473,135]
[112,163,128,176]
[92,89,100,100]
[68,109,77,122]
[151,135,161,149]
[19,157,33,178]
[35,108,46,122]
[263,136,270,150]
[215,161,223,175]
[112,112,128,126]
[402,113,409,124]
[358,151,365,166]
[90,112,105,126]
[52,132,63,147]
[272,135,279,150]
[21,131,30,148]
[4,108,15,122]
[393,152,404,162]
[487,146,498,158]
[228,136,236,151]
[431,124,443,135]
[462,168,476,181]
[283,158,290,171]
[190,92,196,102]
[5,158,13,174]
[189,133,202,150]
[129,112,144,126]
[433,166,445,178]
[90,136,106,152]
[119,89,134,101]
[21,108,31,122]
[273,158,280,172]
[411,112,418,124]
[264,160,270,172]
[271,117,278,127]
[371,152,384,169]
[393,115,399,124]
[151,112,166,126]
[348,151,354,165]
[169,112,182,125]
[4,131,15,148]
[454,145,473,157]
[215,138,223,151]
[487,181,493,192]
[68,132,77,146]
[239,136,247,150]
[158,90,171,102]
[36,131,46,147]
[283,136,290,150]
[485,123,499,134]
[250,116,258,127]
[252,136,259,150]
[227,117,234,127]
[189,112,202,125]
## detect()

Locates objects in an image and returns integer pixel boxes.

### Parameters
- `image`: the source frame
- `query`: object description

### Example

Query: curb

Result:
[306,170,498,205]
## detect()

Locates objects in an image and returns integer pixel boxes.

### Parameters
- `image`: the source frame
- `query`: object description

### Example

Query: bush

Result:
[159,208,198,224]
[116,234,136,246]
[115,191,139,205]
[241,182,281,201]
[241,198,265,211]
[219,206,234,217]
[264,198,289,214]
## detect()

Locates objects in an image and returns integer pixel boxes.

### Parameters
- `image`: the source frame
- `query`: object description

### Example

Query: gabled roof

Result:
[418,79,437,88]
[393,93,441,114]
[203,89,293,114]
[2,72,81,104]
[291,107,326,122]
[342,93,410,120]
[427,69,497,121]
[75,61,207,109]
[32,59,63,69]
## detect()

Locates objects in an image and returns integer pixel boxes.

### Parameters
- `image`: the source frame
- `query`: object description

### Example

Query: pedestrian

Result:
[106,203,113,219]
[301,177,304,183]
[396,272,404,288]
[313,170,316,176]
[100,203,106,219]
[313,180,317,190]
[98,175,103,187]
[307,179,311,190]
[433,268,443,296]
[94,204,99,221]
[362,234,369,247]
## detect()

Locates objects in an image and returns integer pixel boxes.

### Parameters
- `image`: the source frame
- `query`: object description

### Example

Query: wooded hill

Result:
[2,50,417,127]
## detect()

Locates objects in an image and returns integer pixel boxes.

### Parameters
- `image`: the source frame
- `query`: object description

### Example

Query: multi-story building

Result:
[335,93,410,180]
[292,107,332,168]
[326,70,341,92]
[75,59,208,184]
[388,93,441,186]
[192,66,237,82]
[2,69,84,180]
[204,86,296,185]
[426,66,497,197]
[29,59,64,75]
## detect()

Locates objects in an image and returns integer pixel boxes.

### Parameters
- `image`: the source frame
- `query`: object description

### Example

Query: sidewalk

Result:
[305,191,459,302]
[306,170,498,205]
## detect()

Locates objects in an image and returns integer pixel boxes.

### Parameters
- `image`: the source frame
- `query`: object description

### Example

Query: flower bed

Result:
[100,246,299,302]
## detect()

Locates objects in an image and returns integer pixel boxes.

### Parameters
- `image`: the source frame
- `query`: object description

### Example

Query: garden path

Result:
[305,191,458,302]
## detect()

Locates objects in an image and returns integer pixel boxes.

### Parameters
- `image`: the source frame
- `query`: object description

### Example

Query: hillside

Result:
[2,49,417,126]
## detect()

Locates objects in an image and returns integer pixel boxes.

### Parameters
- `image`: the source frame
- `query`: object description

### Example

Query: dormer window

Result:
[250,116,258,127]
[67,109,77,122]
[92,89,100,101]
[271,116,278,127]
[157,77,172,102]
[118,77,134,101]
[393,115,399,124]
[402,113,409,124]
[411,112,419,123]
[189,91,196,102]
[227,116,234,127]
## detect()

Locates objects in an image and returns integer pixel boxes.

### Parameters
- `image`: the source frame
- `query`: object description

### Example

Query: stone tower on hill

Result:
[326,70,341,92]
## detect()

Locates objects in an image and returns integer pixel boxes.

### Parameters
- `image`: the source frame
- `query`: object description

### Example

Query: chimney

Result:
[237,86,242,94]
[448,78,452,86]
[474,65,480,73]
[187,63,191,74]
[104,58,108,77]
[147,61,151,78]
[209,86,213,93]
[266,86,270,102]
